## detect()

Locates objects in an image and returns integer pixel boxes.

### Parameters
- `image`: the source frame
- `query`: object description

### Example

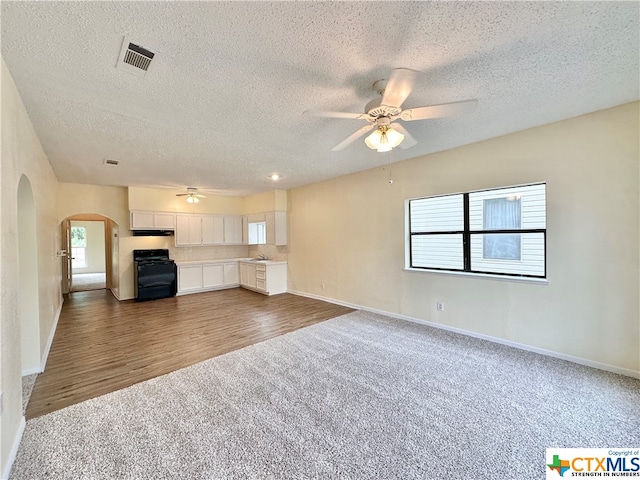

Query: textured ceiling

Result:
[1,2,638,195]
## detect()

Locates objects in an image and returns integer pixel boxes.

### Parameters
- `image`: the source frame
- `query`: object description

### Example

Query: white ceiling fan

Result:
[309,68,478,152]
[176,187,206,203]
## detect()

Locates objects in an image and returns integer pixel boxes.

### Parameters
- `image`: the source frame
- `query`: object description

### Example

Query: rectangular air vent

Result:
[117,37,156,77]
[104,159,119,166]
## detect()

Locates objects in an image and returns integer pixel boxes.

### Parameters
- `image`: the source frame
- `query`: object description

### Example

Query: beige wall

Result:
[242,189,288,214]
[243,190,276,214]
[288,102,640,376]
[1,59,62,474]
[128,186,244,215]
[57,183,134,298]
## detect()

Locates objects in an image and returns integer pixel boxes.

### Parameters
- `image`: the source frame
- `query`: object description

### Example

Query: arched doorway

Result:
[18,175,41,375]
[61,214,118,296]
[69,219,106,292]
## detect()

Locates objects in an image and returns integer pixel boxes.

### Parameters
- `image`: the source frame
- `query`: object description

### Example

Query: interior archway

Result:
[18,174,41,375]
[61,214,119,297]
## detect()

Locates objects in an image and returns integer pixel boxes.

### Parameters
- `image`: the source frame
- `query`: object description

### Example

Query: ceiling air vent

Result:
[117,37,156,77]
[104,159,119,166]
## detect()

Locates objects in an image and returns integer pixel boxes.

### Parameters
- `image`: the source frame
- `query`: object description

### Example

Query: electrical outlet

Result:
[436,302,445,312]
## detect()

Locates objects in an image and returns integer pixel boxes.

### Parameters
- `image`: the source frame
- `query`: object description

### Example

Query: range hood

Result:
[132,230,174,237]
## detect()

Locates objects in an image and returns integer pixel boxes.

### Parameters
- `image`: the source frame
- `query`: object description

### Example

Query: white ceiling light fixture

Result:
[365,124,404,153]
[176,187,206,203]
[270,173,280,181]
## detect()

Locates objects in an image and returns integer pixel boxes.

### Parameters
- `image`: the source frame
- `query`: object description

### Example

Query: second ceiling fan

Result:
[176,187,206,204]
[310,68,477,152]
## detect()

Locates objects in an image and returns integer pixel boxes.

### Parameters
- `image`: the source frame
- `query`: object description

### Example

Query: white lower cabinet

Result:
[203,264,224,289]
[177,261,240,295]
[178,265,204,293]
[177,260,285,296]
[239,261,287,296]
[224,262,239,285]
[242,263,257,289]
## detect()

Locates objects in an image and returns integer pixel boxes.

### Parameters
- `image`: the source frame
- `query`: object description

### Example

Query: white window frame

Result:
[248,221,266,245]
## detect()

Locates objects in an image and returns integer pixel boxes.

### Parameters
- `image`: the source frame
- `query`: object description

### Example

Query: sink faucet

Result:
[256,253,268,260]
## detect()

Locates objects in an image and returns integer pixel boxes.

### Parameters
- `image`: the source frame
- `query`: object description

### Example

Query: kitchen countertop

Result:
[238,258,288,266]
[175,258,287,266]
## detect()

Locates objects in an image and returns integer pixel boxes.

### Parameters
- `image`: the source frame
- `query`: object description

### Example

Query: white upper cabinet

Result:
[175,214,202,246]
[201,215,224,245]
[224,215,243,244]
[130,211,176,230]
[176,214,242,246]
[154,213,176,229]
[266,211,287,246]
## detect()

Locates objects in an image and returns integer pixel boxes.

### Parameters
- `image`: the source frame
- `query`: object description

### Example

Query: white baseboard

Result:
[40,297,63,372]
[1,416,26,480]
[20,366,41,376]
[288,289,640,380]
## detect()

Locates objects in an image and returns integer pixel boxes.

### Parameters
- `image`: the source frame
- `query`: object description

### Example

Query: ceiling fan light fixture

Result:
[365,126,404,152]
[187,195,199,204]
[385,127,404,148]
[377,142,393,153]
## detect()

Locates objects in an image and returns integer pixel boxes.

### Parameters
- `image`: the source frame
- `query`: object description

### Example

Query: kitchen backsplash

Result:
[248,244,288,261]
[169,245,249,262]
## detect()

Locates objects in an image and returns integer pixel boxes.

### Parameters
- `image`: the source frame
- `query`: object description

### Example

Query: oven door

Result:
[135,262,177,300]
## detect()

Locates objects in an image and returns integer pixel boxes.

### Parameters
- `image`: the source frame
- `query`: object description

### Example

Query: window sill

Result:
[403,267,549,285]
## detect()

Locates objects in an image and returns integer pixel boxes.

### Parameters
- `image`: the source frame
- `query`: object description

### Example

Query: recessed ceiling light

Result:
[270,173,280,181]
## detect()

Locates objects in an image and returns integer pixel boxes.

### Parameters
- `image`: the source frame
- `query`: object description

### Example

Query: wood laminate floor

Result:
[26,288,354,419]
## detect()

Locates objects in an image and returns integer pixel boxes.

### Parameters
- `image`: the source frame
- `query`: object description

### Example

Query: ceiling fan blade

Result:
[400,99,478,122]
[331,124,375,151]
[304,109,369,120]
[390,123,417,149]
[381,68,417,109]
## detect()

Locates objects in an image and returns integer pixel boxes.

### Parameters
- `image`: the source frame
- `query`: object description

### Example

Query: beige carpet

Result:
[21,374,37,416]
[71,273,106,292]
[9,311,640,479]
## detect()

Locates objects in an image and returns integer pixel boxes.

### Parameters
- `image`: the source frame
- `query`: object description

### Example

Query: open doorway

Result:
[61,214,117,295]
[70,220,106,291]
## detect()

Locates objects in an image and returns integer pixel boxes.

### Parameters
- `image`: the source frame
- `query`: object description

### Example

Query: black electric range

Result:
[133,249,177,301]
